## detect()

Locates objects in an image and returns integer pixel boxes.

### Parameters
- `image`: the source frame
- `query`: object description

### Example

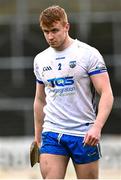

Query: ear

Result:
[65,23,70,31]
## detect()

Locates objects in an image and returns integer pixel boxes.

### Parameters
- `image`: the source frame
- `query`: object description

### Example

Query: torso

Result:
[34,39,107,136]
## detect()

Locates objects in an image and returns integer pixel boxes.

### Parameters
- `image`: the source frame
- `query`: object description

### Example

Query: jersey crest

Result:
[69,61,76,68]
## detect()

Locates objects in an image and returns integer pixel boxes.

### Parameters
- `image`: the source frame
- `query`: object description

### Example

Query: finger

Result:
[83,133,88,143]
[83,134,92,146]
[84,135,99,146]
[89,137,99,146]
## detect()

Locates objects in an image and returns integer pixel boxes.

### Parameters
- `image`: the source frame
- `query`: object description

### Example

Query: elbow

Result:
[112,94,114,106]
[110,90,114,108]
[33,98,40,112]
[33,99,37,112]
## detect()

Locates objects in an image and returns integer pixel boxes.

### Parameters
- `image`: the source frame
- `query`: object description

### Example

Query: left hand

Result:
[83,124,101,146]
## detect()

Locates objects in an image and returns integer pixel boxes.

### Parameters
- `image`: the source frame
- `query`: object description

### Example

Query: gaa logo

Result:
[43,66,52,71]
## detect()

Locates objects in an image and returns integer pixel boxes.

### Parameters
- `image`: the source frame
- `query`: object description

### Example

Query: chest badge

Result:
[69,61,76,68]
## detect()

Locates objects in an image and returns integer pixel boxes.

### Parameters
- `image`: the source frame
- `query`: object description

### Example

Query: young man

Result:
[33,5,114,179]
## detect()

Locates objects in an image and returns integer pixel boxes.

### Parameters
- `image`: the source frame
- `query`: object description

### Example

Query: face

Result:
[41,21,69,50]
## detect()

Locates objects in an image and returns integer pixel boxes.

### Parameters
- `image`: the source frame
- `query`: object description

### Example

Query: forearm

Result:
[84,90,114,146]
[34,98,45,144]
[94,90,114,130]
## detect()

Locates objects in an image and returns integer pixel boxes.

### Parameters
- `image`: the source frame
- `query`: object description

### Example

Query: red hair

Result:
[39,5,68,28]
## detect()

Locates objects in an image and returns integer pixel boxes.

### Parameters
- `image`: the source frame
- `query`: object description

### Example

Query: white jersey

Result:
[34,39,107,136]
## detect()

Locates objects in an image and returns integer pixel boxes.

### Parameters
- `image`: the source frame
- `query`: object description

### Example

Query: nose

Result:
[48,32,54,40]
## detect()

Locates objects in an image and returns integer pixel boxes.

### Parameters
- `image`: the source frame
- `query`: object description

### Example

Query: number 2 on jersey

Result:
[58,63,62,70]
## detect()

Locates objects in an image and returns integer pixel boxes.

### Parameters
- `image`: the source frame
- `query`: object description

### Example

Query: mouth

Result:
[49,41,57,47]
[49,41,56,44]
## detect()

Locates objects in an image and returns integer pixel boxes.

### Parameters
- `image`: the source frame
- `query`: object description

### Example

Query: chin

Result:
[50,44,60,48]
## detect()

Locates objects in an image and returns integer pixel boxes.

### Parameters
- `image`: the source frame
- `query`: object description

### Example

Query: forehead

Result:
[42,21,64,30]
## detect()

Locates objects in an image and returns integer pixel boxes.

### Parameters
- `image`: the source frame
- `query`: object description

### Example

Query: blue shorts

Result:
[40,132,101,164]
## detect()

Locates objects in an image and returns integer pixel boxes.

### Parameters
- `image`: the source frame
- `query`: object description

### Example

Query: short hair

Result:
[39,5,68,28]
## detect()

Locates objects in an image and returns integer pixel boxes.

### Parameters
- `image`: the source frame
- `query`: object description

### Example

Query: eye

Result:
[52,29,59,33]
[43,30,49,34]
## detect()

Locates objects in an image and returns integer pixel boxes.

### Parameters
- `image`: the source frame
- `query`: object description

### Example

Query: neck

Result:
[56,36,74,51]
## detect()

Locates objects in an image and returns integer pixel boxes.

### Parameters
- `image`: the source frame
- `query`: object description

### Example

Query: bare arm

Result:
[84,72,114,146]
[33,82,46,146]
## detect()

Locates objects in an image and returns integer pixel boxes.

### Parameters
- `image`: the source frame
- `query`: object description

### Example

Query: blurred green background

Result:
[0,0,121,136]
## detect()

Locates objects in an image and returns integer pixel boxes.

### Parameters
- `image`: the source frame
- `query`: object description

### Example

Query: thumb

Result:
[83,133,88,145]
